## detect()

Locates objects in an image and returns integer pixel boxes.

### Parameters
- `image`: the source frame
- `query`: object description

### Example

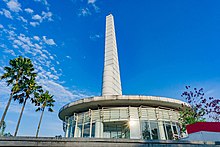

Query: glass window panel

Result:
[70,120,75,137]
[165,123,173,140]
[91,123,95,138]
[172,123,178,134]
[150,121,159,140]
[111,131,117,138]
[103,132,110,138]
[163,123,168,140]
[172,122,179,140]
[83,123,90,138]
[103,122,129,139]
[71,126,75,137]
[141,121,151,140]
[176,123,181,135]
[117,131,122,138]
[77,124,83,137]
[124,128,130,139]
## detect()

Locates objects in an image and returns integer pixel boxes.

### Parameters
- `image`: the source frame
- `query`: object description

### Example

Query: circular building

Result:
[58,14,188,140]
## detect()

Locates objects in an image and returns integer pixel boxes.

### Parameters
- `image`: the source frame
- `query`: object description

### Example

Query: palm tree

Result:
[13,74,41,136]
[0,56,35,129]
[0,121,6,136]
[34,90,55,137]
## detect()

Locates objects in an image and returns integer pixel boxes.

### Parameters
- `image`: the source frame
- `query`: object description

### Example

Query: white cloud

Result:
[24,8,34,14]
[0,81,11,96]
[92,3,100,13]
[33,36,40,41]
[42,11,53,21]
[46,39,56,45]
[39,80,89,104]
[0,0,94,136]
[0,24,4,29]
[88,0,96,4]
[32,14,42,21]
[31,12,53,24]
[18,34,33,47]
[34,43,42,50]
[43,36,56,45]
[12,44,19,48]
[17,16,27,23]
[0,0,77,136]
[77,0,100,17]
[89,34,100,41]
[1,9,13,19]
[78,8,91,17]
[13,39,23,46]
[3,48,16,56]
[6,0,22,12]
[34,0,49,6]
[66,56,71,59]
[33,0,50,11]
[30,22,40,27]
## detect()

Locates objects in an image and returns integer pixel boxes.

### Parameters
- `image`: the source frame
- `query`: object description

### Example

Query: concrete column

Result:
[95,121,103,138]
[65,119,70,138]
[77,127,82,137]
[158,121,166,140]
[74,115,78,137]
[129,107,141,139]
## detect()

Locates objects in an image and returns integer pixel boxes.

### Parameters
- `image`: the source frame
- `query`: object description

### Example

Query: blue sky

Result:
[0,0,220,137]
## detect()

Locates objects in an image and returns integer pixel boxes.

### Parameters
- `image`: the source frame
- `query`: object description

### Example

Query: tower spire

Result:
[102,14,122,96]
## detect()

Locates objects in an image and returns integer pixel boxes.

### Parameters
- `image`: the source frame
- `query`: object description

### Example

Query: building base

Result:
[0,137,219,146]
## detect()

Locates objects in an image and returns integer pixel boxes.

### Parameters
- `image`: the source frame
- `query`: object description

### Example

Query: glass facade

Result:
[64,106,180,140]
[141,120,160,140]
[103,122,129,138]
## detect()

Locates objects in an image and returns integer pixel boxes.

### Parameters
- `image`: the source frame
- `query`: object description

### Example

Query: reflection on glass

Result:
[172,123,177,134]
[141,121,151,140]
[77,124,83,137]
[141,121,159,140]
[91,123,95,138]
[103,122,129,139]
[70,120,75,137]
[164,122,173,140]
[83,123,90,138]
[150,121,159,140]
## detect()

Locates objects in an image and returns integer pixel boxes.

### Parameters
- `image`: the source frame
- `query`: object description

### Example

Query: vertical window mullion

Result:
[89,109,93,138]
[82,113,85,137]
[163,121,168,140]
[170,122,174,140]
[148,120,152,140]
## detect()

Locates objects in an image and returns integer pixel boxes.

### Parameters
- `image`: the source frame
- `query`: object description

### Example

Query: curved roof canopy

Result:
[58,95,189,121]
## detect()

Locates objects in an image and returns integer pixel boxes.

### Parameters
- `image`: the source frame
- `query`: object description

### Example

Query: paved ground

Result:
[0,137,219,147]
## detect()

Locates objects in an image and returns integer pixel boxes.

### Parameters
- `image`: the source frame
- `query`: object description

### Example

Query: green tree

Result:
[179,86,220,133]
[179,105,205,133]
[0,56,35,129]
[13,74,41,136]
[34,90,55,137]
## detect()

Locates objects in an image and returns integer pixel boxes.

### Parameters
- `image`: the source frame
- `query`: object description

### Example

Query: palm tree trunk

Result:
[0,92,13,128]
[14,97,28,136]
[36,107,45,137]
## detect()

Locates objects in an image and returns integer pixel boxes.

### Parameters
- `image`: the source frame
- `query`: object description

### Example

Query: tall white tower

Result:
[102,14,122,96]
